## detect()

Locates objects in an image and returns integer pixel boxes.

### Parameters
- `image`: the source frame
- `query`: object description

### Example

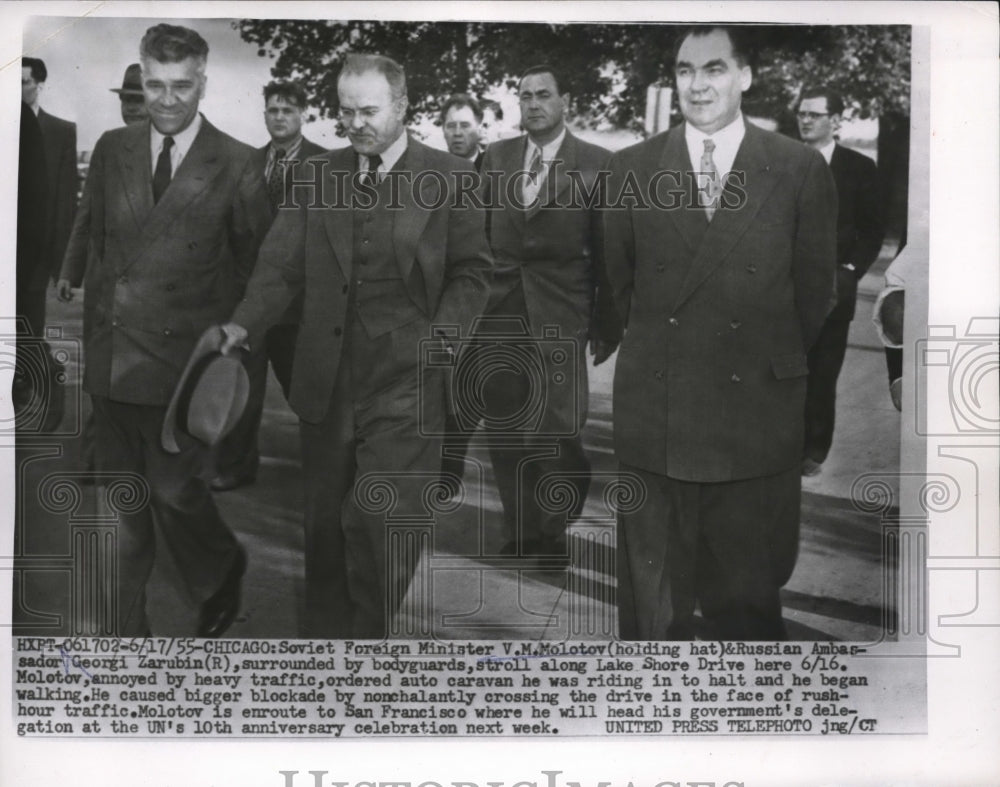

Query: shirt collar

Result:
[525,127,567,164]
[29,101,40,116]
[362,129,408,173]
[270,135,303,160]
[151,112,203,160]
[684,112,745,149]
[818,139,836,164]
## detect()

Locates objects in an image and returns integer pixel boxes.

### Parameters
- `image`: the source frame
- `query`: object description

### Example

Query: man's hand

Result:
[56,279,75,302]
[589,338,617,367]
[219,323,249,355]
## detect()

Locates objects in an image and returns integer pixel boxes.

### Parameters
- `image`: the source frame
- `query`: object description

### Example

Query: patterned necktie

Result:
[523,147,543,205]
[267,147,286,210]
[699,138,721,221]
[362,153,382,186]
[152,136,174,204]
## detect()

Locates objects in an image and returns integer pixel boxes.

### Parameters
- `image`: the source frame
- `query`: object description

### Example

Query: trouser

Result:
[298,316,444,638]
[479,285,590,547]
[214,323,300,482]
[616,463,801,641]
[804,315,852,464]
[91,396,242,636]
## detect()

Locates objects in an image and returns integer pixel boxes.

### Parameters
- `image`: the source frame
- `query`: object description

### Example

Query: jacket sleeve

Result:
[588,148,623,344]
[794,147,839,349]
[50,121,78,279]
[430,160,493,337]
[602,150,636,330]
[60,132,101,286]
[229,153,274,297]
[230,183,306,348]
[847,154,885,278]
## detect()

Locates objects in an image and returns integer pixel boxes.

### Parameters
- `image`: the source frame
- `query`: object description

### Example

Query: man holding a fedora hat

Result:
[222,53,492,638]
[57,24,271,638]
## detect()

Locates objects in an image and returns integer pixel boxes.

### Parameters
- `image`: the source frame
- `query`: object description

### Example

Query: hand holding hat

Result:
[161,326,251,454]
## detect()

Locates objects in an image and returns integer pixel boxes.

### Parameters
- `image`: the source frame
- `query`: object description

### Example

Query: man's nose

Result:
[690,69,709,91]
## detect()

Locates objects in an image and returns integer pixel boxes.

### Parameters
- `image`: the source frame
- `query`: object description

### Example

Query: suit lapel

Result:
[655,127,703,253]
[392,138,434,286]
[671,122,780,312]
[117,122,155,243]
[138,120,224,251]
[322,147,356,282]
[501,136,529,225]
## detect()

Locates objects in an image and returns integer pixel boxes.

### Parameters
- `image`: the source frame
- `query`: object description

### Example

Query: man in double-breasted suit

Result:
[475,65,619,556]
[57,24,271,637]
[604,27,837,640]
[222,54,492,638]
[797,88,885,475]
[20,57,77,337]
[211,80,327,492]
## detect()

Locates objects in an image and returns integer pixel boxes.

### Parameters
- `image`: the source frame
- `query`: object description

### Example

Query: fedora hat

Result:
[110,63,143,96]
[161,327,250,454]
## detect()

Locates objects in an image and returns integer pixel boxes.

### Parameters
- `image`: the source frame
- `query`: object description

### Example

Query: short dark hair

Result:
[481,99,503,121]
[518,64,566,95]
[673,25,754,69]
[264,80,308,109]
[797,87,845,117]
[22,57,47,83]
[340,53,407,100]
[140,24,209,66]
[439,93,483,125]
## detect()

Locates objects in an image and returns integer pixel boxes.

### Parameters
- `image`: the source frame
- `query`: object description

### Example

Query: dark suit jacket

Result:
[18,103,48,291]
[37,108,78,281]
[232,135,493,424]
[604,120,838,482]
[480,131,620,432]
[253,137,328,325]
[60,117,271,406]
[828,143,884,320]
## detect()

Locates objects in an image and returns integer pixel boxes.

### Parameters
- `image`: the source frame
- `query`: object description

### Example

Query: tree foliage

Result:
[236,20,910,134]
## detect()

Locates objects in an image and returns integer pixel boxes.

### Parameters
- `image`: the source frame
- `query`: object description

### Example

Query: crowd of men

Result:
[18,22,885,641]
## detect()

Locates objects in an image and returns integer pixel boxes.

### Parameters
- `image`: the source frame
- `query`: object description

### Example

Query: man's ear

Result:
[739,66,752,93]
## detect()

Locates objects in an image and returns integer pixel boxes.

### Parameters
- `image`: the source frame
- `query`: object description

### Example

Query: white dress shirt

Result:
[522,127,567,204]
[817,139,836,164]
[359,130,408,179]
[684,113,746,184]
[150,112,203,176]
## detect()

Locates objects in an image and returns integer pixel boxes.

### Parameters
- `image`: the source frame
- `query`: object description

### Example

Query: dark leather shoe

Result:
[197,547,247,638]
[210,470,257,492]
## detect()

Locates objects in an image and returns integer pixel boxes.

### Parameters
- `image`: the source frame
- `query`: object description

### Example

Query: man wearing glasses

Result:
[796,88,885,477]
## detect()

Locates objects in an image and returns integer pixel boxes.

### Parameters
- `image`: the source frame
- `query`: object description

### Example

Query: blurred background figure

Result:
[440,93,484,168]
[111,63,149,125]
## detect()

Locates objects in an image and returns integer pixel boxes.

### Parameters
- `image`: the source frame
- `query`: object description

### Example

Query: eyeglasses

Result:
[796,111,830,121]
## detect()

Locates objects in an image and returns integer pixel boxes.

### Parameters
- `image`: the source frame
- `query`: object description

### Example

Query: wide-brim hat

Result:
[111,63,144,97]
[161,326,250,455]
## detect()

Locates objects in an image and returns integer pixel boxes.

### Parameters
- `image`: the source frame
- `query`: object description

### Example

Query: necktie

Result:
[152,136,174,204]
[362,153,382,186]
[699,138,721,221]
[267,147,286,210]
[523,147,543,205]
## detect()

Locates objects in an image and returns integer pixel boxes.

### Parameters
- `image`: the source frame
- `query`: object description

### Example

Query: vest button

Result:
[731,374,741,383]
[668,318,679,326]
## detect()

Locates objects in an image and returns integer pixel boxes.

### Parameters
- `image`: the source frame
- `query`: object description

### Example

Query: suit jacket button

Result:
[657,264,665,273]
[746,264,757,273]
[334,327,343,337]
[731,373,741,383]
[668,317,679,326]
[654,370,663,380]
[163,328,172,336]
[730,319,741,329]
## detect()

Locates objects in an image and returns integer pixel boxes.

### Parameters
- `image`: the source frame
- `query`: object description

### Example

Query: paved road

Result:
[12,258,900,642]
